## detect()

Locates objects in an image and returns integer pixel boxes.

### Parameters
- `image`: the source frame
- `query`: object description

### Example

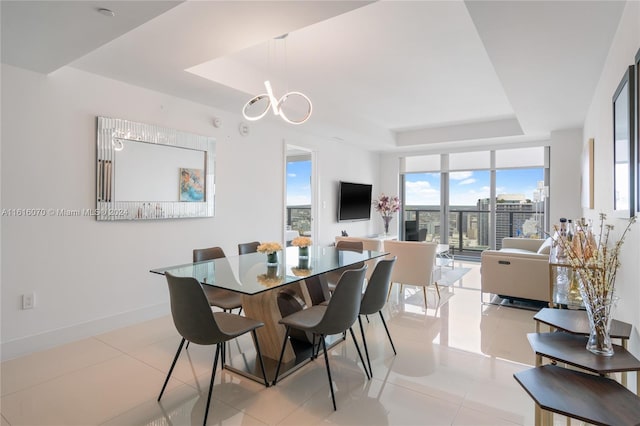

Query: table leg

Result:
[535,404,541,426]
[620,339,629,390]
[242,289,295,364]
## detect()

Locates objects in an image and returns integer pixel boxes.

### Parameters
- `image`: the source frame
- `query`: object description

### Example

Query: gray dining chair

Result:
[358,257,397,377]
[326,240,365,293]
[238,241,261,255]
[193,247,243,314]
[158,273,268,426]
[273,265,369,411]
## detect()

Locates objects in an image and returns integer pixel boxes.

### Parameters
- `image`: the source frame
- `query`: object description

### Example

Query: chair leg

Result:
[434,283,441,299]
[185,341,190,350]
[366,314,370,323]
[379,311,397,355]
[238,307,243,315]
[158,337,185,401]
[386,283,394,301]
[320,335,337,411]
[221,341,225,369]
[251,330,269,387]
[273,326,291,385]
[358,316,373,377]
[349,327,370,380]
[202,344,221,426]
[423,288,428,309]
[311,334,320,359]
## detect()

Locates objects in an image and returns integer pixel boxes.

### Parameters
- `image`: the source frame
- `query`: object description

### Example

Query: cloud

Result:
[287,194,311,205]
[459,178,476,185]
[405,180,439,205]
[288,173,297,178]
[450,171,473,180]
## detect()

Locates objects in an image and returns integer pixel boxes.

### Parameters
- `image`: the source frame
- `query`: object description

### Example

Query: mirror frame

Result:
[612,66,635,217]
[96,117,215,221]
[635,49,640,213]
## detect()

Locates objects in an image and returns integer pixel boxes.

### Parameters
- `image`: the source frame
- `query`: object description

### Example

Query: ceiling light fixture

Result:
[242,34,312,125]
[242,80,312,125]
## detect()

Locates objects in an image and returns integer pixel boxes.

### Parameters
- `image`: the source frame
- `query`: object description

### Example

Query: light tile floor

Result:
[1,261,546,425]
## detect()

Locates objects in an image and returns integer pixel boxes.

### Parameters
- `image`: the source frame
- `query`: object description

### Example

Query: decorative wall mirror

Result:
[612,66,635,216]
[96,117,215,221]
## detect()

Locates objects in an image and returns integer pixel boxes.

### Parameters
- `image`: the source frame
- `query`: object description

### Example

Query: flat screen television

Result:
[338,181,372,222]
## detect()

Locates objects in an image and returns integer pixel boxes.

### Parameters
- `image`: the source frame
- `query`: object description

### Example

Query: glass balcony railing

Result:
[404,208,545,258]
[286,205,311,235]
[286,205,544,258]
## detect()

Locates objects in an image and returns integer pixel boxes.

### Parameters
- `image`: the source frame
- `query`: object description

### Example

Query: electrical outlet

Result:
[22,293,35,310]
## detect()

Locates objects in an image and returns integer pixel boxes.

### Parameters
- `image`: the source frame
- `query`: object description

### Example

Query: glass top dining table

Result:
[150,245,387,384]
[150,245,386,295]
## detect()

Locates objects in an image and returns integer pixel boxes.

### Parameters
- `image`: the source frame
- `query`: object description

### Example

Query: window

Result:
[401,147,548,257]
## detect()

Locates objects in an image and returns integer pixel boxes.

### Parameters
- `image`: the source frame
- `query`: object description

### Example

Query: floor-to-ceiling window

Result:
[401,146,549,258]
[447,151,491,256]
[403,172,441,241]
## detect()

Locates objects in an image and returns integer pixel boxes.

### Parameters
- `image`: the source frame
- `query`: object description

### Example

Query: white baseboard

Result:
[0,302,170,361]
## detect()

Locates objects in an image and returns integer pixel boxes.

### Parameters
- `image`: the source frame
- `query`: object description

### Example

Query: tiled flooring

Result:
[1,261,545,425]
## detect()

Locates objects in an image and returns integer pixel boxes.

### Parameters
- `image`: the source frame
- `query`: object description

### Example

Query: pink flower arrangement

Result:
[373,193,401,218]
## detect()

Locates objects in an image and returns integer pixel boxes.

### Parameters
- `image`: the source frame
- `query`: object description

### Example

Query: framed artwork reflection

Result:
[612,65,635,216]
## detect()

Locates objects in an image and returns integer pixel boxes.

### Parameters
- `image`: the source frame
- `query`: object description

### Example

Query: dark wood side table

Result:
[514,364,640,426]
[533,308,633,389]
[527,332,640,395]
[534,308,633,345]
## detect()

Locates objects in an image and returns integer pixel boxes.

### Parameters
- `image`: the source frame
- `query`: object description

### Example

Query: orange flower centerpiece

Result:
[291,236,312,259]
[373,193,400,235]
[257,241,283,266]
[552,213,635,356]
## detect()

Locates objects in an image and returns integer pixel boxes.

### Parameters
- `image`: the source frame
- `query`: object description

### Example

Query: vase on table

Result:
[297,257,310,270]
[298,246,309,259]
[578,276,617,356]
[266,251,279,267]
[382,216,392,235]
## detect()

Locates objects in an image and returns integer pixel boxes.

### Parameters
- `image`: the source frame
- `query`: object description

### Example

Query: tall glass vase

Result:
[579,277,617,356]
[382,216,392,235]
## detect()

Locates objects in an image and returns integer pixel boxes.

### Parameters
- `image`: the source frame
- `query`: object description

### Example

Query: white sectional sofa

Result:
[480,237,553,303]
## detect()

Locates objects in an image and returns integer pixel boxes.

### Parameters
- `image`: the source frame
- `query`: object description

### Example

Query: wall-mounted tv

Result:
[338,181,372,222]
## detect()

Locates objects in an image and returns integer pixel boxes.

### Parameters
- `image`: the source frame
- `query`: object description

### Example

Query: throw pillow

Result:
[537,237,553,255]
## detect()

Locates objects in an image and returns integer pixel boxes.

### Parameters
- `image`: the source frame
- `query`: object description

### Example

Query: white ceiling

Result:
[1,1,626,152]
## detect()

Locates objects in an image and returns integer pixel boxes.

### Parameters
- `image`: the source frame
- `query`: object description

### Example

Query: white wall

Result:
[0,64,380,359]
[582,1,640,356]
[549,128,583,223]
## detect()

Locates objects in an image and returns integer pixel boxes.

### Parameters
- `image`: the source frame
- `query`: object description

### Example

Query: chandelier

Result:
[242,80,312,125]
[241,34,312,125]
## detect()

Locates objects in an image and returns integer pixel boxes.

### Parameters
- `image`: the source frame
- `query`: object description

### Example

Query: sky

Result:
[286,160,312,205]
[287,160,544,207]
[405,168,544,206]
